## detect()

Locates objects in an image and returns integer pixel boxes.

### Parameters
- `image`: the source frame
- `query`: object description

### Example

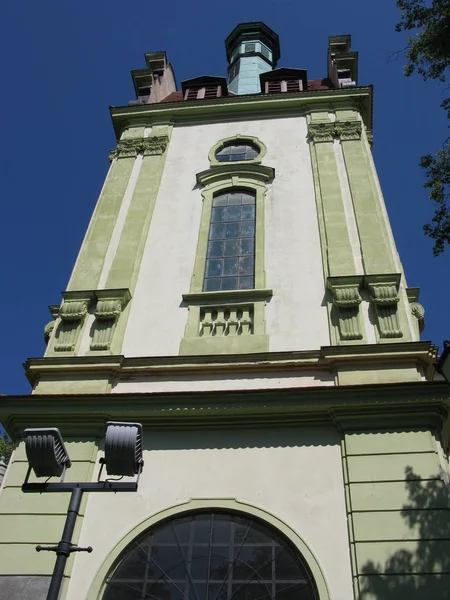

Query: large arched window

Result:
[103,511,319,600]
[203,190,256,292]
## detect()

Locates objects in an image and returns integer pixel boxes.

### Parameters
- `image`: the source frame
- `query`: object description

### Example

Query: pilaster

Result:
[308,117,357,277]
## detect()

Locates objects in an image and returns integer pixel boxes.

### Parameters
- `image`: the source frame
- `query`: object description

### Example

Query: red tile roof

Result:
[158,78,334,104]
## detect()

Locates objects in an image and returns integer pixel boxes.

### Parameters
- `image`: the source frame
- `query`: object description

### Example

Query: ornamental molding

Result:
[367,275,403,339]
[411,302,425,332]
[109,135,169,161]
[44,321,55,345]
[90,289,131,352]
[196,163,275,187]
[335,120,362,141]
[308,122,337,143]
[308,120,363,143]
[328,278,363,341]
[59,300,89,321]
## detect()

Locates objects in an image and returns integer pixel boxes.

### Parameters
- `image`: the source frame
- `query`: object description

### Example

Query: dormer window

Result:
[215,142,259,163]
[260,68,308,95]
[181,76,228,101]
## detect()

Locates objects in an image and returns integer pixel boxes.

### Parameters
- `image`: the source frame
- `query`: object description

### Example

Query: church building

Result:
[0,22,449,600]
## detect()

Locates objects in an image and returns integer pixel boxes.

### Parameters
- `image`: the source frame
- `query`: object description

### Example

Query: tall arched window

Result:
[103,511,319,600]
[203,190,256,292]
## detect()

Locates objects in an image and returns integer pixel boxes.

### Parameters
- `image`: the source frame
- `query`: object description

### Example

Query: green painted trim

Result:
[105,132,171,293]
[45,292,95,357]
[338,120,397,275]
[85,498,331,600]
[88,289,131,354]
[68,158,135,291]
[189,175,269,293]
[110,87,373,139]
[307,118,357,278]
[327,276,366,344]
[196,163,274,187]
[182,166,272,355]
[183,289,273,303]
[208,134,267,167]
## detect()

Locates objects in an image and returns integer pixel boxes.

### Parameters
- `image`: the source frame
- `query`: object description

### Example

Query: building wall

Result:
[342,429,450,598]
[0,440,98,600]
[67,426,354,600]
[122,116,331,358]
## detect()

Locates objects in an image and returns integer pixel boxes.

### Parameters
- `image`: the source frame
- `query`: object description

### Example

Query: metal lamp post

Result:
[22,422,144,600]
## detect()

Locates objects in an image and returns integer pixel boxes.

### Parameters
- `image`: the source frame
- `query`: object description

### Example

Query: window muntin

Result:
[203,191,256,292]
[103,511,318,600]
[215,143,259,163]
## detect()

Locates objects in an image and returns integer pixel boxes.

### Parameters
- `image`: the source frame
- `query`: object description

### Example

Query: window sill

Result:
[182,288,273,304]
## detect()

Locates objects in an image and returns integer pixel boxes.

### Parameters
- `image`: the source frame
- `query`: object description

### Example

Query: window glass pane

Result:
[221,277,238,290]
[241,221,255,237]
[215,142,260,163]
[103,512,318,600]
[239,239,254,255]
[227,206,241,221]
[210,224,226,239]
[226,222,240,238]
[203,191,256,292]
[223,258,238,276]
[212,207,227,222]
[206,259,223,277]
[208,241,224,258]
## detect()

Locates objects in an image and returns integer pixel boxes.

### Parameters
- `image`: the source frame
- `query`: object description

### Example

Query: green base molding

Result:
[180,333,269,355]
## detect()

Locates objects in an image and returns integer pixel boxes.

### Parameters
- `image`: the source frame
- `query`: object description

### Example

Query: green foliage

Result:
[0,432,13,463]
[396,0,450,254]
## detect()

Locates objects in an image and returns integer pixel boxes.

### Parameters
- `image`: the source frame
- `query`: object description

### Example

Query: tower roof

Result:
[225,21,280,64]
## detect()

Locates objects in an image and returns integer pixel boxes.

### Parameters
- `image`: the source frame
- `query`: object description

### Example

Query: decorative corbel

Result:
[44,305,60,345]
[109,135,169,161]
[54,293,94,352]
[328,277,363,341]
[367,275,403,339]
[411,302,425,333]
[90,289,131,351]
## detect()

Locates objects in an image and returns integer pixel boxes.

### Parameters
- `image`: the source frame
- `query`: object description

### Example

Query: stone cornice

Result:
[1,380,449,438]
[24,341,438,384]
[196,163,275,187]
[109,135,169,161]
[110,87,373,140]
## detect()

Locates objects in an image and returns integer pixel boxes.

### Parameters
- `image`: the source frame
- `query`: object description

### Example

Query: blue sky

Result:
[0,0,449,395]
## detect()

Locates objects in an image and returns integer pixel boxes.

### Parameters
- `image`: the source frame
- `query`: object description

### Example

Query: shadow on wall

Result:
[360,467,450,600]
[142,425,341,451]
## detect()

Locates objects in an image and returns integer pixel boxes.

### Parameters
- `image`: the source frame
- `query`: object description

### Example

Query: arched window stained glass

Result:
[103,511,319,600]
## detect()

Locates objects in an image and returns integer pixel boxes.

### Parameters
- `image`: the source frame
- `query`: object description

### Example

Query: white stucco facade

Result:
[67,427,353,600]
[121,117,330,358]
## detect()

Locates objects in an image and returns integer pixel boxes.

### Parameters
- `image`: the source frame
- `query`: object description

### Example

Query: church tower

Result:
[1,22,449,600]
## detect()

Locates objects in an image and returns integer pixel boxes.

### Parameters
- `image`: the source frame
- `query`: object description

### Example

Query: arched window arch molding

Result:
[86,498,331,600]
[179,162,274,355]
[208,134,268,167]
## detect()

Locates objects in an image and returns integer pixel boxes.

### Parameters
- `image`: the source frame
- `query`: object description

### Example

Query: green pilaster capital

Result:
[109,135,169,161]
[366,274,403,339]
[307,122,338,143]
[334,120,362,141]
[90,289,131,352]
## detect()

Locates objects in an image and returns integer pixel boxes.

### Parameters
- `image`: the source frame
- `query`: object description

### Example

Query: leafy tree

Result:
[0,431,13,464]
[396,0,450,255]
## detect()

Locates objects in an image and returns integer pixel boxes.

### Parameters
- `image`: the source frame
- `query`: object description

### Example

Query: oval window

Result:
[215,142,260,162]
[103,510,319,600]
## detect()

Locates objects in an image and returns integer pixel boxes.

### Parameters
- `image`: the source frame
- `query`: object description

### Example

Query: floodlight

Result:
[24,428,71,478]
[436,341,450,385]
[103,422,143,476]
